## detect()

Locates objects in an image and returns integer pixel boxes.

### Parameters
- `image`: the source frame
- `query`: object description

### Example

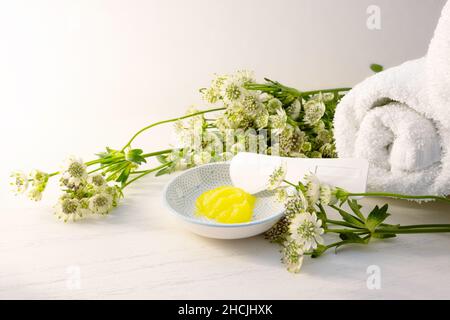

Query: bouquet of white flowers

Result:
[265,165,450,273]
[10,70,350,221]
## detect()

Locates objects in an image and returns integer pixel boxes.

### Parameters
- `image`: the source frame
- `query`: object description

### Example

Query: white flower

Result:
[284,191,309,217]
[282,240,304,273]
[10,171,29,195]
[267,162,287,190]
[88,174,106,188]
[317,129,333,144]
[268,108,287,133]
[168,149,195,171]
[234,70,255,84]
[313,92,334,102]
[28,188,43,201]
[216,152,234,162]
[226,104,253,129]
[230,142,246,154]
[289,212,324,251]
[320,143,336,158]
[89,193,113,215]
[254,107,269,129]
[221,78,245,103]
[319,183,337,205]
[55,198,83,222]
[193,151,212,166]
[211,74,228,91]
[27,169,49,201]
[174,158,190,171]
[286,99,301,120]
[277,125,305,157]
[301,141,312,152]
[303,100,325,126]
[267,98,283,114]
[174,108,206,147]
[215,115,233,132]
[242,93,262,115]
[275,188,288,202]
[304,173,321,205]
[104,185,122,207]
[202,86,220,104]
[312,120,326,133]
[275,186,297,203]
[61,156,87,188]
[30,170,49,186]
[259,92,272,103]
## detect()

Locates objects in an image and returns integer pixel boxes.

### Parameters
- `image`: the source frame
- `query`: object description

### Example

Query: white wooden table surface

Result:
[1,172,449,300]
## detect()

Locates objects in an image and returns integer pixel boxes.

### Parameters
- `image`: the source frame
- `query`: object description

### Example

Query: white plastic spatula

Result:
[230,152,369,194]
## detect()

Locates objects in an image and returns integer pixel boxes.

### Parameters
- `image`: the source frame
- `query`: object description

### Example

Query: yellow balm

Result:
[195,186,256,224]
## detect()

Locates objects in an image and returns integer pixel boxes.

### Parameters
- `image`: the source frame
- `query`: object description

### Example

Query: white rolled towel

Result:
[427,0,450,128]
[334,2,450,196]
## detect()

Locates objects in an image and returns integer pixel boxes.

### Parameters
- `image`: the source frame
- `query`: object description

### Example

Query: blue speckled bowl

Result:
[163,162,285,239]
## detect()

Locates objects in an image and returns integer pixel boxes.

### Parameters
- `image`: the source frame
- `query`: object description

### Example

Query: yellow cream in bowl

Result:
[195,186,256,224]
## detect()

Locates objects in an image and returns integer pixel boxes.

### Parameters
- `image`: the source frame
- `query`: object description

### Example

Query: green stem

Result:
[348,192,450,204]
[142,149,173,158]
[246,82,351,98]
[106,162,130,181]
[121,107,225,152]
[326,219,364,229]
[376,227,450,234]
[121,162,172,189]
[302,88,351,96]
[88,166,105,175]
[283,179,298,188]
[129,170,153,175]
[325,228,369,234]
[325,240,346,250]
[397,224,450,229]
[326,226,450,235]
[86,159,102,166]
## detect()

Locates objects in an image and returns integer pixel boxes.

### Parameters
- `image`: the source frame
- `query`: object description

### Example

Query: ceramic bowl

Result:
[163,162,285,239]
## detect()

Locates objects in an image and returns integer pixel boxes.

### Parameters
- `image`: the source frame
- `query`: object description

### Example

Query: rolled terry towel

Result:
[334,2,450,196]
[427,1,450,129]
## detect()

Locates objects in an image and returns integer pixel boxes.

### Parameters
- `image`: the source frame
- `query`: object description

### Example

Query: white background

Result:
[1,0,449,299]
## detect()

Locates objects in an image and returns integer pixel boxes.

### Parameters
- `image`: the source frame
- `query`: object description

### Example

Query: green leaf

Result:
[156,154,168,164]
[339,232,364,242]
[116,166,131,185]
[331,205,365,228]
[104,162,126,174]
[366,204,390,232]
[370,63,384,73]
[155,166,173,177]
[335,233,369,253]
[347,199,366,222]
[125,149,147,165]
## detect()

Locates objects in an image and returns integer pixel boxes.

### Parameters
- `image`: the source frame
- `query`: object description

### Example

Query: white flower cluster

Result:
[56,156,121,222]
[171,108,234,170]
[10,169,49,201]
[171,71,339,167]
[266,168,340,273]
[205,71,287,135]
